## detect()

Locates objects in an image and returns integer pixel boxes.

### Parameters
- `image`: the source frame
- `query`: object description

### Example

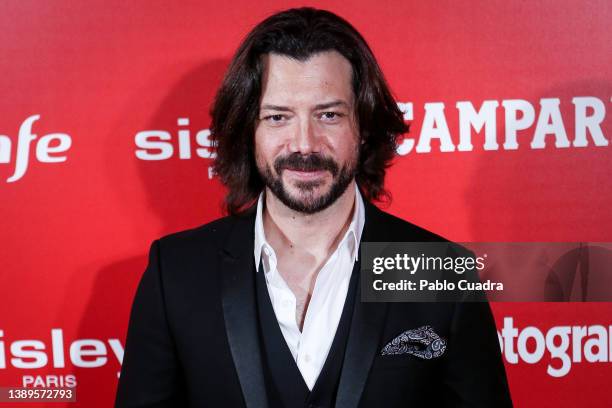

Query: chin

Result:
[286,184,330,199]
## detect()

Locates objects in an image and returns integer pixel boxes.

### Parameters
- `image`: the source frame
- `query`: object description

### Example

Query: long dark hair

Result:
[210,7,408,215]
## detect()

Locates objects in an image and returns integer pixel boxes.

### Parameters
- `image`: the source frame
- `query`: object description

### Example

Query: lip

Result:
[284,169,327,180]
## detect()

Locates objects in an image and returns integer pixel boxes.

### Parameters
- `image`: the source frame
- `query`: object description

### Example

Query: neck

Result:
[262,182,356,259]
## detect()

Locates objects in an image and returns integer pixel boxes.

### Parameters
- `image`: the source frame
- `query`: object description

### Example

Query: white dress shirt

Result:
[254,182,365,390]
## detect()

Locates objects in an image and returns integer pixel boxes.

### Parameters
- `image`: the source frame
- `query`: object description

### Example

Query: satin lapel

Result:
[336,201,389,408]
[220,212,269,408]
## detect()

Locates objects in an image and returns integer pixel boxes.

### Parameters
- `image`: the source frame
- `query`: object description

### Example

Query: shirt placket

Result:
[263,244,301,358]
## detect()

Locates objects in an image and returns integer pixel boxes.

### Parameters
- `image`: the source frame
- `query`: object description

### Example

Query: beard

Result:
[257,152,358,214]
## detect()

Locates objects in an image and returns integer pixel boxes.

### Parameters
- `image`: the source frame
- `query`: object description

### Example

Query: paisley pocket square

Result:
[380,325,447,359]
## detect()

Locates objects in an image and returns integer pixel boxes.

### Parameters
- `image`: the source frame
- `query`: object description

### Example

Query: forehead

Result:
[259,51,354,106]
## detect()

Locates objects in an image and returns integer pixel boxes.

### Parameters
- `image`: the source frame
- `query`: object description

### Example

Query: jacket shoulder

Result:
[155,210,254,256]
[366,203,449,243]
[370,206,475,258]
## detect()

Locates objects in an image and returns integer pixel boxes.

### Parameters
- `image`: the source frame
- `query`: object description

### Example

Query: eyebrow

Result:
[260,100,350,111]
[315,100,350,110]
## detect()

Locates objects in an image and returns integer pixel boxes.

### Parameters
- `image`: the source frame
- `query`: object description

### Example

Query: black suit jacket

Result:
[115,200,513,407]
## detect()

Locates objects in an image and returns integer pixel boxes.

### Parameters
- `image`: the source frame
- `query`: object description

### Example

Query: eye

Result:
[262,114,288,125]
[319,111,344,122]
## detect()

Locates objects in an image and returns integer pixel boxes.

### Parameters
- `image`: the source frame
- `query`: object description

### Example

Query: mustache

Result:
[273,153,339,176]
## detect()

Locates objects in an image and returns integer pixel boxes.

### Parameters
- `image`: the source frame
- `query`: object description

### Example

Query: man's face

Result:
[254,51,360,214]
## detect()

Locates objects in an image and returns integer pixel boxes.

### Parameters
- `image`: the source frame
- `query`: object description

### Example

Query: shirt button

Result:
[304,354,311,363]
[263,247,271,256]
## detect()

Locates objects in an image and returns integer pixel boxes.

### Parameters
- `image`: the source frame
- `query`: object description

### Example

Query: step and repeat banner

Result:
[1,1,610,407]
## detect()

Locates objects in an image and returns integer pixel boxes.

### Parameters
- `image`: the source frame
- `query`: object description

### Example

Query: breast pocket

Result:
[371,351,445,371]
[363,353,443,405]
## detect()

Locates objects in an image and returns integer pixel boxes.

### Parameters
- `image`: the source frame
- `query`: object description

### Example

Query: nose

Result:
[289,117,319,154]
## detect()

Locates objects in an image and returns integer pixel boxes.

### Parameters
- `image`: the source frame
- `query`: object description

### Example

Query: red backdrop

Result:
[1,1,611,407]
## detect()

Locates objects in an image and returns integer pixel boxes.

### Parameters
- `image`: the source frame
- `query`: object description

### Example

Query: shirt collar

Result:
[254,182,365,272]
[253,192,269,272]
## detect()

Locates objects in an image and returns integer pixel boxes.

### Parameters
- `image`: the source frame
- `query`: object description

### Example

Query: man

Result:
[116,8,512,408]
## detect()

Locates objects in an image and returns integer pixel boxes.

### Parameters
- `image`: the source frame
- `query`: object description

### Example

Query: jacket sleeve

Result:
[442,296,514,407]
[115,240,187,408]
